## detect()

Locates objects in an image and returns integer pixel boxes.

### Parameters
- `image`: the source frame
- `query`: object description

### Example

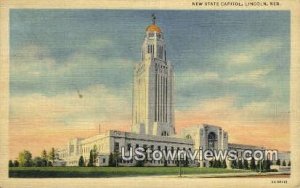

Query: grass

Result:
[9,167,249,178]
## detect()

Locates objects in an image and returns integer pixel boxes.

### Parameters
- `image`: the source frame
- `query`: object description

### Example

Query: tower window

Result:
[161,131,169,136]
[186,134,192,139]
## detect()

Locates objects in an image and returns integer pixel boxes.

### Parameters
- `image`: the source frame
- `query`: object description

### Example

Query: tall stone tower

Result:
[132,15,175,136]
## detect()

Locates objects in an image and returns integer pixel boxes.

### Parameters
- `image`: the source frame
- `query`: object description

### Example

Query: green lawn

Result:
[9,167,249,178]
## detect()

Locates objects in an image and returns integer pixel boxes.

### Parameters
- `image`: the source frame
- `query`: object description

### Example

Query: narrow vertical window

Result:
[155,73,157,121]
[166,78,168,122]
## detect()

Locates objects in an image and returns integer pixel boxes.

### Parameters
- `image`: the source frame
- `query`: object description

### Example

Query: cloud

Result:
[227,68,272,86]
[228,53,253,65]
[10,84,131,123]
[10,42,136,95]
[225,38,282,65]
[9,84,132,158]
[176,70,220,89]
[175,96,289,150]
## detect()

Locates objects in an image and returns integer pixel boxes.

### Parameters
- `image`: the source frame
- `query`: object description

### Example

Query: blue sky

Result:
[9,10,290,156]
[10,10,290,110]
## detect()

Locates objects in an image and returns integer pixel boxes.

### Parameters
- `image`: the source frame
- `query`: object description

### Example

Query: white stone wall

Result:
[58,130,195,166]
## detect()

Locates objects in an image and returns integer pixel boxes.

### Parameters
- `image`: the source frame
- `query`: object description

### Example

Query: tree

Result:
[41,149,48,159]
[231,160,237,169]
[78,156,85,167]
[250,157,256,170]
[256,160,262,172]
[108,153,115,167]
[41,149,48,166]
[282,160,286,166]
[183,157,189,167]
[87,150,94,167]
[33,157,43,167]
[9,160,14,167]
[262,160,267,172]
[48,148,56,164]
[264,159,271,171]
[164,160,168,167]
[238,159,243,169]
[18,150,33,167]
[276,159,281,165]
[92,145,98,166]
[214,160,222,168]
[13,160,19,167]
[135,160,145,167]
[175,159,179,167]
[47,161,53,167]
[288,161,291,166]
[243,160,249,169]
[87,146,98,167]
[221,160,227,168]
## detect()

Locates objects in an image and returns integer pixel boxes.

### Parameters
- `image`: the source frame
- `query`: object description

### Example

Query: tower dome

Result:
[146,24,161,33]
[146,14,161,33]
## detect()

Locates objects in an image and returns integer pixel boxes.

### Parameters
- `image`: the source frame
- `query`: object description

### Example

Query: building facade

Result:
[57,16,290,168]
[132,16,175,136]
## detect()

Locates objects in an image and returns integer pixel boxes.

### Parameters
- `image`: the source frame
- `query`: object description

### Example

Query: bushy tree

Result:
[135,160,145,167]
[48,148,56,164]
[87,146,98,167]
[238,160,243,169]
[175,159,179,167]
[78,156,85,167]
[88,150,94,167]
[243,160,249,169]
[288,161,291,166]
[41,150,47,160]
[13,160,19,167]
[18,150,33,167]
[231,160,237,169]
[250,157,256,170]
[183,158,189,167]
[9,160,14,167]
[41,149,48,166]
[164,160,168,167]
[265,159,271,171]
[282,160,286,166]
[109,153,115,167]
[33,157,43,167]
[47,161,53,167]
[276,159,281,165]
[221,160,227,168]
[256,160,262,172]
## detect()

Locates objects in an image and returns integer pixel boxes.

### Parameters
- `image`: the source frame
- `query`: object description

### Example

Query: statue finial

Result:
[151,13,156,25]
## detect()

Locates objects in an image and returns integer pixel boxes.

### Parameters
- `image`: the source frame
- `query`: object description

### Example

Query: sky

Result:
[9,10,290,159]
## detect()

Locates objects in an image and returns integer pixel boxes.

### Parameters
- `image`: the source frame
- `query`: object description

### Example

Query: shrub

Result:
[78,156,85,167]
[13,160,19,167]
[9,160,14,167]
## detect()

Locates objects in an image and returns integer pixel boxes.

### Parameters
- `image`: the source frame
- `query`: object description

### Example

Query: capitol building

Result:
[57,16,290,167]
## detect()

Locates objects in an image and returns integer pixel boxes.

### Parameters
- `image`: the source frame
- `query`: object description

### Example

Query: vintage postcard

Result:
[0,0,300,187]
